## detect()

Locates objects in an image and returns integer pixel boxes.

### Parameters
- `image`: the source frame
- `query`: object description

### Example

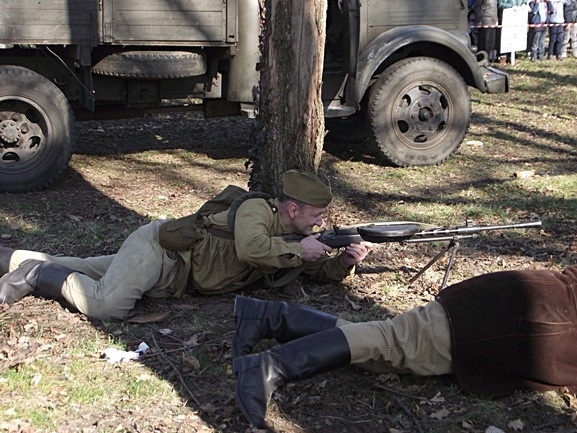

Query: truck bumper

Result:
[481,65,509,94]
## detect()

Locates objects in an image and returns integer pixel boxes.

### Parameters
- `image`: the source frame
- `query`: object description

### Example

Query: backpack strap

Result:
[226,191,274,230]
[263,264,308,288]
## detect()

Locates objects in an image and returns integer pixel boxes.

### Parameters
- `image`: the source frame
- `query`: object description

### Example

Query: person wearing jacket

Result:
[561,0,577,57]
[475,0,500,61]
[529,0,550,60]
[232,265,577,429]
[548,0,570,59]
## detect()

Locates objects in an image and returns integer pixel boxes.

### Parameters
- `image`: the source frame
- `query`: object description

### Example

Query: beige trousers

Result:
[10,220,181,320]
[338,301,453,376]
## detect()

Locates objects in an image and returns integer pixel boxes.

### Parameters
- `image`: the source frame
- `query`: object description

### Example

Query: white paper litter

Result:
[102,342,149,364]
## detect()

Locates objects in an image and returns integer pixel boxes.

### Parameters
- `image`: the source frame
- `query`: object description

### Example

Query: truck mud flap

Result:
[480,65,509,94]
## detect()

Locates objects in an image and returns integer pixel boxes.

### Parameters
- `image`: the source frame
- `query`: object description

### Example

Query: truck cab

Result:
[0,0,508,192]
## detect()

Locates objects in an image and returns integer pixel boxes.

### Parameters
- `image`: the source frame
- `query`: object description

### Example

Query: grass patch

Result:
[0,57,576,432]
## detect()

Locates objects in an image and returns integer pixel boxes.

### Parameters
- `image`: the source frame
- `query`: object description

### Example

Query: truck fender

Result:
[349,25,488,107]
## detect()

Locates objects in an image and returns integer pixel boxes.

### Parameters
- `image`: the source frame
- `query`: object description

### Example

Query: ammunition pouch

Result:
[158,214,205,251]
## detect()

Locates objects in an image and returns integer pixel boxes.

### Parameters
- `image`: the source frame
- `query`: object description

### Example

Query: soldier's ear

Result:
[287,201,300,218]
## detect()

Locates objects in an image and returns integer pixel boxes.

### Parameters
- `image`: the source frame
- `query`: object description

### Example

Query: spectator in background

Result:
[476,0,499,61]
[499,0,529,8]
[529,0,550,60]
[562,0,577,57]
[468,2,479,47]
[548,0,568,60]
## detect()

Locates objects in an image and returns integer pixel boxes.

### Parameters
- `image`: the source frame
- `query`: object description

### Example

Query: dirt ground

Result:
[1,108,577,433]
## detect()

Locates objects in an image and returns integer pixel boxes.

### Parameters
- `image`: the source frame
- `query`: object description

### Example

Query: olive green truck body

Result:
[0,0,508,192]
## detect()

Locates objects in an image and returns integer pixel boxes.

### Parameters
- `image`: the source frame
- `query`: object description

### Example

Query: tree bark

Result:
[249,0,327,195]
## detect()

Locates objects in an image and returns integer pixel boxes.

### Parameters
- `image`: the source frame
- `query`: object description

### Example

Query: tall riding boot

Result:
[0,259,74,305]
[0,246,15,277]
[233,327,351,429]
[232,295,339,358]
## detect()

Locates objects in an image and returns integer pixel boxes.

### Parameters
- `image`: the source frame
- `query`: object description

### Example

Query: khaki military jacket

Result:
[187,197,352,294]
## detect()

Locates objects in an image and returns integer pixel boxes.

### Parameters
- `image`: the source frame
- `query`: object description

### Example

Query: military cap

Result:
[282,169,332,208]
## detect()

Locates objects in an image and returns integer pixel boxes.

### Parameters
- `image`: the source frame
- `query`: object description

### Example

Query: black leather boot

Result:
[0,246,15,277]
[232,295,339,358]
[233,327,351,429]
[0,259,74,305]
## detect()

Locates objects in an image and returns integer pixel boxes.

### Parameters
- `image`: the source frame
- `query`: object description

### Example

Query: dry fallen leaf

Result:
[420,391,445,405]
[563,392,577,409]
[508,418,524,431]
[182,355,201,371]
[199,403,216,415]
[126,310,171,323]
[344,294,362,311]
[30,374,42,386]
[183,333,201,347]
[430,408,450,419]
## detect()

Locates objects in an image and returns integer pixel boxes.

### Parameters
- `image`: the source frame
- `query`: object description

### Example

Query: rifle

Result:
[311,219,542,289]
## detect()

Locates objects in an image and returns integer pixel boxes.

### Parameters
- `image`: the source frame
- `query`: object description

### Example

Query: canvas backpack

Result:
[158,185,271,250]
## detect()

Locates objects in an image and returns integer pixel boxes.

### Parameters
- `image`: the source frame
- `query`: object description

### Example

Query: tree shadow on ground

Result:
[2,103,576,432]
[73,113,256,161]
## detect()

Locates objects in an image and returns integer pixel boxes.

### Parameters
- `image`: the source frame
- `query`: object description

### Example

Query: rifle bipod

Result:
[407,238,461,291]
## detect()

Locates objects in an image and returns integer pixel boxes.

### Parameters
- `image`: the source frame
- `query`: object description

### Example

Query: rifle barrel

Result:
[405,234,477,243]
[409,220,541,241]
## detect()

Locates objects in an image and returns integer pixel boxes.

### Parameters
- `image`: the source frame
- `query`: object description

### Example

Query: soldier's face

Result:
[292,204,326,235]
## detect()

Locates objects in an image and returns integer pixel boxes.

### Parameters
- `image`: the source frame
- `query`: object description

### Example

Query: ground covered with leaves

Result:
[1,57,577,433]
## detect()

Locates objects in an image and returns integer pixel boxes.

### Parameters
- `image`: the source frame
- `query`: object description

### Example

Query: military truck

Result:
[0,0,508,193]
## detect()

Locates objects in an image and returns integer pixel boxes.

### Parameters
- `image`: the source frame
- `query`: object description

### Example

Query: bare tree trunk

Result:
[248,0,327,195]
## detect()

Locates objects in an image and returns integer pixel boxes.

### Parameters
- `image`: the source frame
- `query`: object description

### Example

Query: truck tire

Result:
[0,66,73,193]
[92,51,207,79]
[367,57,471,167]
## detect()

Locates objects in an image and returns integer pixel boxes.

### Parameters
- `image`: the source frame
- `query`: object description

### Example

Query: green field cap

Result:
[282,169,332,208]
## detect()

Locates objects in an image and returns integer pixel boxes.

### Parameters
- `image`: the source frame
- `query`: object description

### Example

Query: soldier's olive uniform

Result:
[338,300,453,376]
[8,198,351,319]
[192,197,351,293]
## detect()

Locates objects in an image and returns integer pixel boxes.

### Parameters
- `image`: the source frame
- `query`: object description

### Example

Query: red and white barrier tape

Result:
[470,22,577,28]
